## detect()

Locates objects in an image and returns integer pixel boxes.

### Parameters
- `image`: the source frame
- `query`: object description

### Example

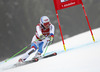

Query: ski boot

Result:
[32,52,41,62]
[18,58,25,63]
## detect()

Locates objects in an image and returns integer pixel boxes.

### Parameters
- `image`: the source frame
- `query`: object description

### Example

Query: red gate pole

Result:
[56,10,66,51]
[81,2,95,42]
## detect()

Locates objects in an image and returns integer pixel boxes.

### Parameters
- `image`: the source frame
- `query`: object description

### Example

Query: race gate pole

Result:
[81,2,95,42]
[56,10,66,51]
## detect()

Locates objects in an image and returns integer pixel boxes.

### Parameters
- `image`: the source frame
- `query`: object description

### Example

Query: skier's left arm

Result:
[49,24,55,44]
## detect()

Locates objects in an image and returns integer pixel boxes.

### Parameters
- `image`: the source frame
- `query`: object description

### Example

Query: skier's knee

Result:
[31,43,38,50]
[38,49,43,54]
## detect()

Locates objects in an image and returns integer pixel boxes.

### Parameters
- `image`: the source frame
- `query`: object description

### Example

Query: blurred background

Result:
[0,0,100,61]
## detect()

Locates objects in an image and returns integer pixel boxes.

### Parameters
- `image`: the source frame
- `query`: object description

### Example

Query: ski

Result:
[26,52,57,63]
[43,52,57,58]
[13,52,57,68]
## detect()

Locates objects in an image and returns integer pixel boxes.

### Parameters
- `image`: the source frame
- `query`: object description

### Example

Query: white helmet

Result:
[40,16,50,29]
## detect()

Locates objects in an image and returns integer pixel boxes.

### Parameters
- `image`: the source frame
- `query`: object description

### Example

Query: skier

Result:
[18,16,55,62]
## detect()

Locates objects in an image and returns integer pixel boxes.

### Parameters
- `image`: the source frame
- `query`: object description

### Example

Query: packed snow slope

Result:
[0,28,100,72]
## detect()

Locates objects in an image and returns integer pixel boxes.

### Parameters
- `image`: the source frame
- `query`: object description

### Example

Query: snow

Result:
[0,28,100,72]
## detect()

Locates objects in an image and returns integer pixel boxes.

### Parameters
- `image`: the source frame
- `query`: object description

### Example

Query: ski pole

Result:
[5,39,39,62]
[43,41,51,56]
[5,43,31,62]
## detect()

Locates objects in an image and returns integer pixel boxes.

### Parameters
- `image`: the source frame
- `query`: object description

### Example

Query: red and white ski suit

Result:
[21,23,55,60]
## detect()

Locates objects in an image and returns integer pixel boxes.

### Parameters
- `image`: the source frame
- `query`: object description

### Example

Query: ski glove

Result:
[40,34,45,40]
[48,36,54,45]
[50,37,53,42]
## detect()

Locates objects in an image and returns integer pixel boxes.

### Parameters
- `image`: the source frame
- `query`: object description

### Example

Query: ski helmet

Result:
[40,16,50,29]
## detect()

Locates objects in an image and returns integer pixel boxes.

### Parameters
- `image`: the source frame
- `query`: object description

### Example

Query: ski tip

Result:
[53,52,57,55]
